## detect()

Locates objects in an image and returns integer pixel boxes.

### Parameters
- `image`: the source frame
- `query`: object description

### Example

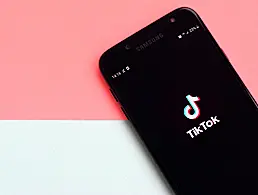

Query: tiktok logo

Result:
[184,94,201,120]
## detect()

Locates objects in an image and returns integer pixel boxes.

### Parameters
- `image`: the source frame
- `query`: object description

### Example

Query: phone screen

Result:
[100,8,258,195]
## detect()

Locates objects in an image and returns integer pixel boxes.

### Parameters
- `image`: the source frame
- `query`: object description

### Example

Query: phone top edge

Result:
[98,7,201,74]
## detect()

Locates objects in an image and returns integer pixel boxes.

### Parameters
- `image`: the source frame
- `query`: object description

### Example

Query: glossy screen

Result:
[100,8,258,195]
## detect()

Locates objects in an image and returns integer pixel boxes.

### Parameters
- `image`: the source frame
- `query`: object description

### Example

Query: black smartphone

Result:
[99,7,258,195]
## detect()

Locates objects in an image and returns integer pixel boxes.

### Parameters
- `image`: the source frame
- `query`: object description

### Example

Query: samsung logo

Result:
[136,33,164,51]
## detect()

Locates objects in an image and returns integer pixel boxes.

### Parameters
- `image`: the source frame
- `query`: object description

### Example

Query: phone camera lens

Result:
[125,45,131,50]
[170,17,176,23]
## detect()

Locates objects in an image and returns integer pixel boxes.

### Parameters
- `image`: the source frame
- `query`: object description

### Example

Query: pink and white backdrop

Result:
[0,0,257,194]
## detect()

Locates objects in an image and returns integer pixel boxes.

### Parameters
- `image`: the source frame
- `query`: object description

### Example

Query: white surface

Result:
[0,121,173,195]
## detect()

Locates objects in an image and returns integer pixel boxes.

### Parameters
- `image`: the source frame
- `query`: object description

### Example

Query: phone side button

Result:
[120,107,130,120]
[109,89,119,102]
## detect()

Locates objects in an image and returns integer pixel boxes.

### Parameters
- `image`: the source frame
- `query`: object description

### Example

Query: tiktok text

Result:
[186,116,220,138]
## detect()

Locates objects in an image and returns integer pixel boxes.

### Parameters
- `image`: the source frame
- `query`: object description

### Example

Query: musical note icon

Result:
[184,94,201,120]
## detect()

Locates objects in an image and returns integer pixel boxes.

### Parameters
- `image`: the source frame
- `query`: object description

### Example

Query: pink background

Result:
[0,0,258,119]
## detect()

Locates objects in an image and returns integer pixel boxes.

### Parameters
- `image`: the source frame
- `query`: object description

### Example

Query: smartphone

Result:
[99,7,258,195]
